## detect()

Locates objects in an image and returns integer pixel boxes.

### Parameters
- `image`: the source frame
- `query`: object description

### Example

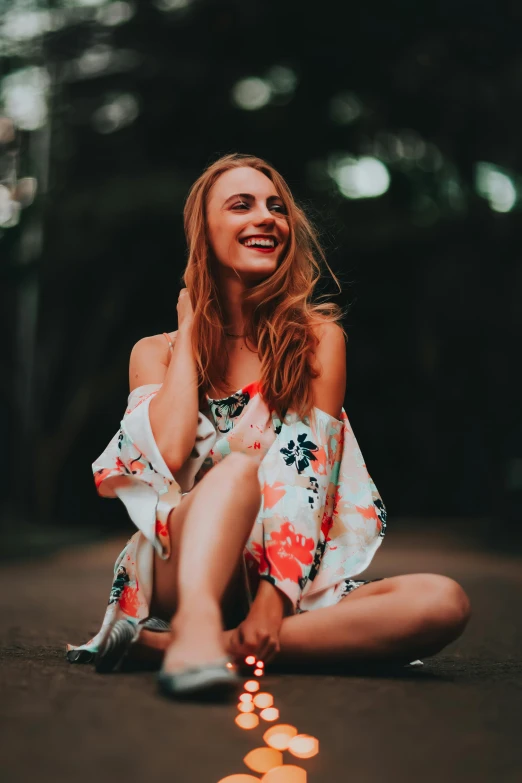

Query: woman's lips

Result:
[242,245,276,254]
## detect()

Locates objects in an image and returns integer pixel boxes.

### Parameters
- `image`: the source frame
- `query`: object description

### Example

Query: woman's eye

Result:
[231,202,286,213]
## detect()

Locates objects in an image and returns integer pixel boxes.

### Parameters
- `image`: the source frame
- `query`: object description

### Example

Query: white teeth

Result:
[243,238,275,248]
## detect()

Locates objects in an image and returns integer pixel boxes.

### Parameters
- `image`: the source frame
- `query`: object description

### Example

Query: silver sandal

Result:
[157,657,241,701]
[94,616,170,673]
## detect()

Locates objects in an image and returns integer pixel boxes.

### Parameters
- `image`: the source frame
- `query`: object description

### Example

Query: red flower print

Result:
[119,584,140,617]
[250,543,269,575]
[128,458,145,476]
[262,481,286,510]
[355,504,379,524]
[94,467,114,489]
[321,510,333,541]
[257,521,315,583]
[155,517,168,539]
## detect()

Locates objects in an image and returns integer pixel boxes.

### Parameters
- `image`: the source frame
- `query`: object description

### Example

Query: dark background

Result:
[1,0,520,553]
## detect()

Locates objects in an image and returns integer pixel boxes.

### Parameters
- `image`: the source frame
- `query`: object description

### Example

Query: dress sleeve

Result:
[92,383,217,559]
[245,406,386,613]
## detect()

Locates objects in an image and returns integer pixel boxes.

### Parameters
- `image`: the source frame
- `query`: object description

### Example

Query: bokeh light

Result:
[261,766,307,782]
[263,724,298,751]
[475,162,518,213]
[259,707,279,722]
[0,185,21,228]
[329,91,362,125]
[1,67,49,131]
[244,680,260,693]
[96,1,135,26]
[238,701,255,713]
[2,10,52,41]
[328,154,390,199]
[253,692,273,709]
[91,92,139,133]
[287,734,319,759]
[231,78,271,111]
[243,747,283,774]
[235,713,260,730]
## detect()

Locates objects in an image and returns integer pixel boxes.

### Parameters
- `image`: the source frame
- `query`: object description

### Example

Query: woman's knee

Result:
[411,574,472,645]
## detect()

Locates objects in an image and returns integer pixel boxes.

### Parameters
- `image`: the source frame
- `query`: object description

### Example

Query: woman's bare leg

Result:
[136,573,470,669]
[149,452,262,673]
[226,573,471,667]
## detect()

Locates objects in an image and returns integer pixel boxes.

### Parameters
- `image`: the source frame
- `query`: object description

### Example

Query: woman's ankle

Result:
[172,599,222,631]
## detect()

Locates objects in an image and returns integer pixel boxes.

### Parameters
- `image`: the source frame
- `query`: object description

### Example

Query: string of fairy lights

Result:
[217,655,319,782]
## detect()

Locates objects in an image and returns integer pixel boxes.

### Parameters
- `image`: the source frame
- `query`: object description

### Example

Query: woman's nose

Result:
[253,206,275,223]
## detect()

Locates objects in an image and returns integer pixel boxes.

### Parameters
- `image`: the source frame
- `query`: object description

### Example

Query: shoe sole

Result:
[158,669,240,701]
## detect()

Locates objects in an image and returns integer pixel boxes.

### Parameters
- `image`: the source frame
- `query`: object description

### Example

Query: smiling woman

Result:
[66,153,471,700]
[184,155,347,422]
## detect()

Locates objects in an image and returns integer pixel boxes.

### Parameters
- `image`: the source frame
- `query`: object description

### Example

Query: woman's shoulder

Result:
[130,331,178,365]
[310,318,346,342]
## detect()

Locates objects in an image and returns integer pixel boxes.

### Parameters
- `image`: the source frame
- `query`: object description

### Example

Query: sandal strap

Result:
[139,616,171,632]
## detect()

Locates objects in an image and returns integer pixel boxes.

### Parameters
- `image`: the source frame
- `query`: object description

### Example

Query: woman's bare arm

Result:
[310,321,346,420]
[129,323,199,474]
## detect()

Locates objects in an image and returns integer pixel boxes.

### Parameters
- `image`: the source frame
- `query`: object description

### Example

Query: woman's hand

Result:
[224,580,290,665]
[226,604,283,665]
[177,288,194,332]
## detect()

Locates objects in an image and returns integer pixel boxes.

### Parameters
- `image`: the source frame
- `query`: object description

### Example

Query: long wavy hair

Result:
[182,152,348,424]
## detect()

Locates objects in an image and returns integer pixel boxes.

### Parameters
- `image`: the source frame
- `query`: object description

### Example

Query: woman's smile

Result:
[239,234,279,254]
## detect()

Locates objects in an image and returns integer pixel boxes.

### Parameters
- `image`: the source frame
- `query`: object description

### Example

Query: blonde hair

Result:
[182,152,347,423]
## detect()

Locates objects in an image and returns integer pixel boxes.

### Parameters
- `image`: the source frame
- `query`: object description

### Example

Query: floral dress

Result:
[66,372,388,661]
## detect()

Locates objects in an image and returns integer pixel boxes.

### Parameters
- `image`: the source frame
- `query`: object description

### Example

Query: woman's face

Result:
[206,166,290,283]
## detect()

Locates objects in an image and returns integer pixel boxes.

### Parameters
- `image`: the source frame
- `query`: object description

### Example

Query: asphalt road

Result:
[1,525,521,783]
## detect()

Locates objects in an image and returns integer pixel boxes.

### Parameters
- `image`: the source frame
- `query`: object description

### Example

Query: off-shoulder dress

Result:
[66,332,391,662]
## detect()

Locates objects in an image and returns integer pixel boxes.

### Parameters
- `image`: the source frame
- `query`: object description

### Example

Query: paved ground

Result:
[1,524,521,783]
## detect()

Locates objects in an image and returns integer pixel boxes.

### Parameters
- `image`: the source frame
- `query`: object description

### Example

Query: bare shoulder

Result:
[128,331,178,391]
[309,321,346,420]
[311,320,346,362]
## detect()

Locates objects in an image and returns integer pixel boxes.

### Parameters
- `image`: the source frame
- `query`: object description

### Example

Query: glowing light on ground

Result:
[259,707,279,722]
[239,693,253,703]
[238,701,255,713]
[217,776,260,782]
[255,661,264,668]
[287,735,319,759]
[245,656,256,665]
[243,747,283,774]
[261,765,307,782]
[235,713,260,730]
[263,725,298,751]
[253,692,273,709]
[244,680,260,693]
[254,668,264,676]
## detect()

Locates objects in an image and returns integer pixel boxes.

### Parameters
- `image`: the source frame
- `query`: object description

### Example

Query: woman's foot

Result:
[162,604,230,674]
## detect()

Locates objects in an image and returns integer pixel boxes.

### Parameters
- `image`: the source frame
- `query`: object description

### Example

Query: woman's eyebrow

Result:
[222,193,283,206]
